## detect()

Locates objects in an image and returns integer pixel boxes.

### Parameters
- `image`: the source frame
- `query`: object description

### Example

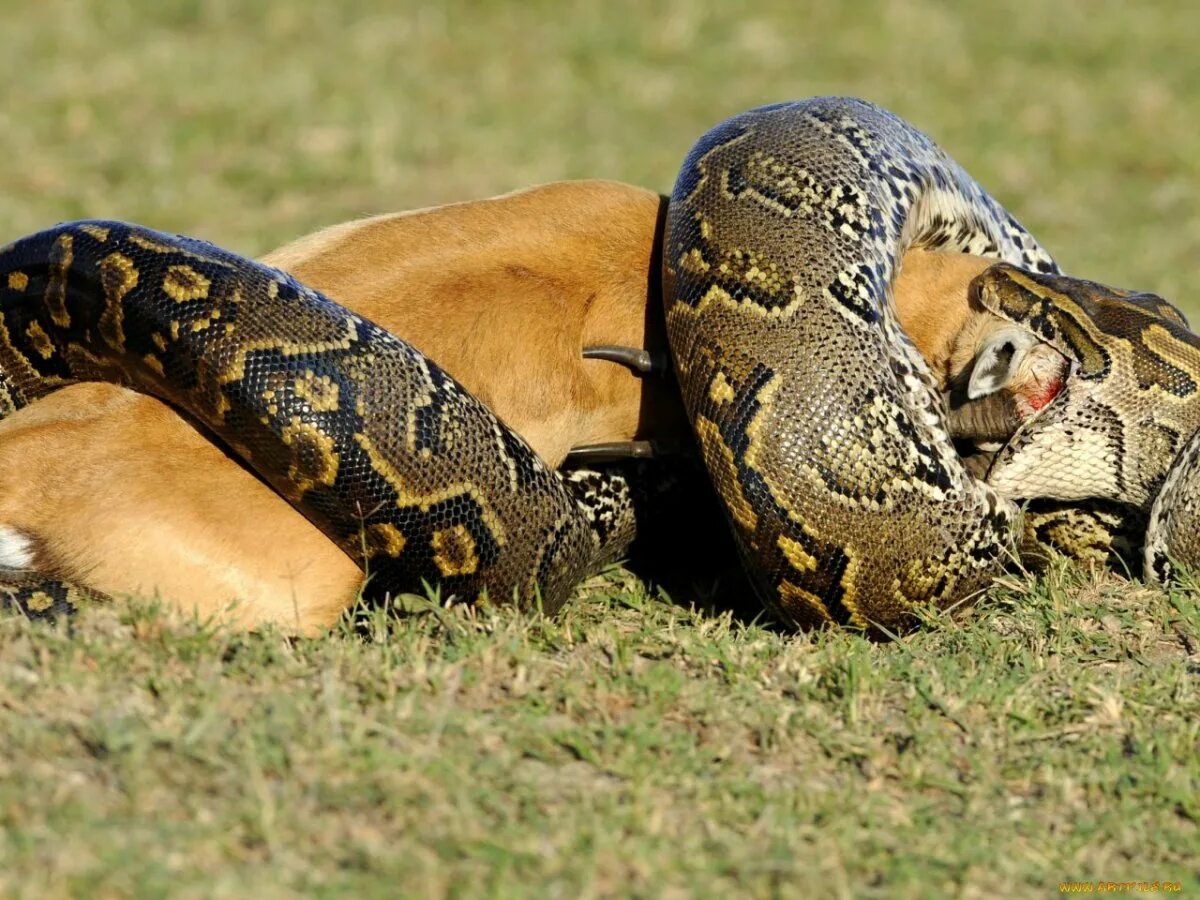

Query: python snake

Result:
[661,98,1200,631]
[0,223,642,618]
[2,96,1199,632]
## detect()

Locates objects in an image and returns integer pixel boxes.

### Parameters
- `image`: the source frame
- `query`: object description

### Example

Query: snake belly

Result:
[0,221,629,615]
[662,97,1061,632]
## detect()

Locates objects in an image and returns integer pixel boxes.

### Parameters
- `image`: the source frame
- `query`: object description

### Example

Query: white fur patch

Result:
[0,526,35,569]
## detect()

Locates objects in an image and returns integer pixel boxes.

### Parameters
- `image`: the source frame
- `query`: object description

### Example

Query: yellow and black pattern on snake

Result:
[1143,424,1200,585]
[0,220,639,617]
[978,266,1200,510]
[662,97,1065,633]
[1019,499,1146,574]
[0,568,100,623]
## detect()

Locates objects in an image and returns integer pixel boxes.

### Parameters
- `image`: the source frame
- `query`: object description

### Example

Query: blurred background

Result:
[3,0,1199,310]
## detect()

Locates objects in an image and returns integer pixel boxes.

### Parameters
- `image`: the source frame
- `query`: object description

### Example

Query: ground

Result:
[1,1,1198,896]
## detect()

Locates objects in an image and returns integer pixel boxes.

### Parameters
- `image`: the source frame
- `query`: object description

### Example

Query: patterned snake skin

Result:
[662,97,1200,631]
[3,96,1200,632]
[0,222,642,618]
[1146,427,1200,583]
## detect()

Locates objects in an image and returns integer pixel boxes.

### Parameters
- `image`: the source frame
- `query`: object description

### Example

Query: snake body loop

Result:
[0,222,624,613]
[661,98,1061,631]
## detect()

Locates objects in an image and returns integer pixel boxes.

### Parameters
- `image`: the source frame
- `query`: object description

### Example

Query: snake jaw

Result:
[982,376,1109,503]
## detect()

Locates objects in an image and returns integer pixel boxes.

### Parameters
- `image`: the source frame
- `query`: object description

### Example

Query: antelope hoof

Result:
[582,345,669,377]
[564,440,685,464]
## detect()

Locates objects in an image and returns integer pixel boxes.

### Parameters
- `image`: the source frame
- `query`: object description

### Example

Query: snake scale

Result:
[2,96,1200,632]
[0,222,641,617]
[663,98,1200,630]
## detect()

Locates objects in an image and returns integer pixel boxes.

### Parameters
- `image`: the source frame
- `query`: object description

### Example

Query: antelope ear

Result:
[967,326,1040,400]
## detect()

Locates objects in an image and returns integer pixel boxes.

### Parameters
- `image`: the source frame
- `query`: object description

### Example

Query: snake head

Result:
[971,263,1200,512]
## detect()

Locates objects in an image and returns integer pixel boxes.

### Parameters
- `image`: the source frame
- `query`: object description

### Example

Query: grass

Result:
[1,0,1198,895]
[1,566,1196,896]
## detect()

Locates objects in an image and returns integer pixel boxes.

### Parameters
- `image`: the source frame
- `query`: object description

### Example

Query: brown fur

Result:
[262,180,683,468]
[0,182,1007,633]
[0,383,361,633]
[892,250,997,387]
